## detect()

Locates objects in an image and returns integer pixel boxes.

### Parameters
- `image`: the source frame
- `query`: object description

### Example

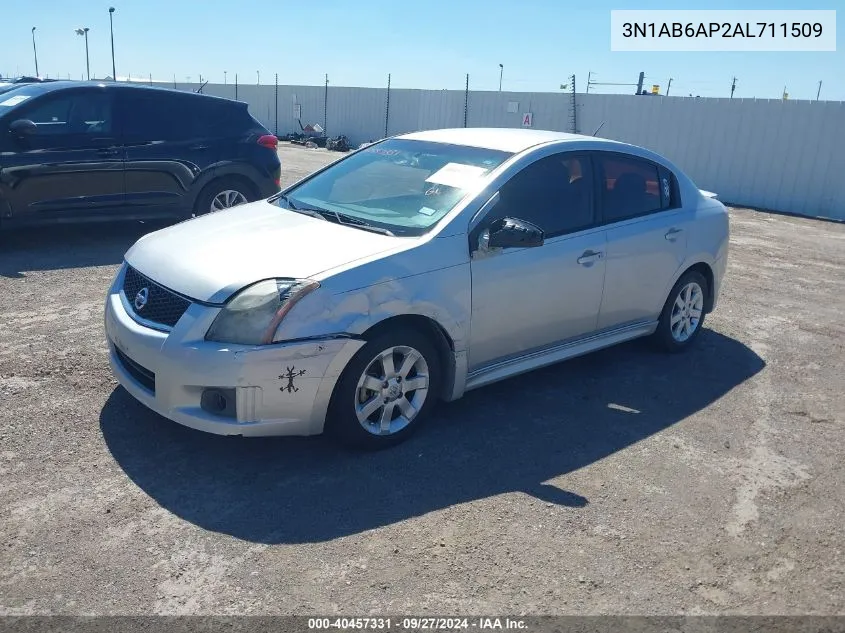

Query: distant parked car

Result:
[0,81,280,229]
[104,127,729,449]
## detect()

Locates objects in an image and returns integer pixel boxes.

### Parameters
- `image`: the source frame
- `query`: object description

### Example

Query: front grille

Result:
[122,265,191,328]
[114,347,156,393]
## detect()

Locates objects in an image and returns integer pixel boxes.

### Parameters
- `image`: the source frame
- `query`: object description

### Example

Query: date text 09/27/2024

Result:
[307,617,528,630]
[622,22,823,39]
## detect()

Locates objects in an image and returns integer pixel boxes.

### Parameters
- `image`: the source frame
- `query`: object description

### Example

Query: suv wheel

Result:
[193,178,254,216]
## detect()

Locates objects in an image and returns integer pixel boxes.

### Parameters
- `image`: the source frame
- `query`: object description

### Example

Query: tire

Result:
[192,177,255,217]
[652,270,708,353]
[326,327,442,450]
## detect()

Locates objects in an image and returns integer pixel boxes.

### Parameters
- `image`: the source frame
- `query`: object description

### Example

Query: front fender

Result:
[273,264,472,354]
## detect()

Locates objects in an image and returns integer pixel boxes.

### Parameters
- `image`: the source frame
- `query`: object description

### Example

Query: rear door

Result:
[593,151,690,330]
[119,89,214,216]
[0,87,124,221]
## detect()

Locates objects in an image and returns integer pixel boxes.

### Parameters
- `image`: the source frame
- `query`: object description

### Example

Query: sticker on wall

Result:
[507,101,519,113]
[522,112,533,127]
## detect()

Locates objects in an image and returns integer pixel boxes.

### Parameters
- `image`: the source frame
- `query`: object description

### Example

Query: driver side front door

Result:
[467,151,607,373]
[0,88,124,222]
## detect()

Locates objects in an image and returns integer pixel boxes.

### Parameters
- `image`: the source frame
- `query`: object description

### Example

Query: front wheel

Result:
[652,271,708,353]
[326,328,442,449]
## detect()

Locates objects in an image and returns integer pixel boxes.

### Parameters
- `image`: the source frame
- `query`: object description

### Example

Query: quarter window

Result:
[491,153,594,237]
[597,154,671,222]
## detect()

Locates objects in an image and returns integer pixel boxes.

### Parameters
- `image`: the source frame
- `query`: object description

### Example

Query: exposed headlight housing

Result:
[205,278,320,345]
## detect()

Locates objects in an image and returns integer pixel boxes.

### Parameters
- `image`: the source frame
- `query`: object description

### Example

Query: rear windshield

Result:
[280,138,513,236]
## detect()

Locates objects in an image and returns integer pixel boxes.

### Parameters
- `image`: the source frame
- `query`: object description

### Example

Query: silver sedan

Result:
[104,127,729,448]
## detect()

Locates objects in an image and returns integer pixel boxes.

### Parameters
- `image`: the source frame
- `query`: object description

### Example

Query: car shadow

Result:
[100,329,764,544]
[0,221,171,278]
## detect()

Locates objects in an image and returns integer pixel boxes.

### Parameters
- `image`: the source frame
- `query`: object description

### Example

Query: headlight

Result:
[205,278,320,345]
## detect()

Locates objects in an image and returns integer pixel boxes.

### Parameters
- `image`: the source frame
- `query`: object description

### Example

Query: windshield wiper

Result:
[280,196,395,236]
[278,194,302,211]
[280,196,332,221]
[331,211,396,236]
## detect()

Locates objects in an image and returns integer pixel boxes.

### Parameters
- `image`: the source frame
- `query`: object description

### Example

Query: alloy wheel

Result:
[210,190,248,212]
[670,281,704,342]
[354,345,430,436]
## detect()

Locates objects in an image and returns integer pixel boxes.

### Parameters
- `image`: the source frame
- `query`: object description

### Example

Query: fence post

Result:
[384,73,391,138]
[324,73,329,135]
[464,74,469,127]
[275,73,279,136]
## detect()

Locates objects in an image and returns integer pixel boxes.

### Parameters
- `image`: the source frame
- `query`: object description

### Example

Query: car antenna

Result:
[592,121,606,136]
[195,80,209,94]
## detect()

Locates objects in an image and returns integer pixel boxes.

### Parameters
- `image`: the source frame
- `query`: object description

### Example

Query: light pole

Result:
[498,63,503,91]
[31,27,39,77]
[75,28,90,80]
[224,71,227,85]
[108,7,116,80]
[257,70,260,85]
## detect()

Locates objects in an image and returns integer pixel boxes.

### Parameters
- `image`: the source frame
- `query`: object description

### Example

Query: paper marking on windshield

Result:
[418,206,437,216]
[0,95,31,107]
[425,163,489,189]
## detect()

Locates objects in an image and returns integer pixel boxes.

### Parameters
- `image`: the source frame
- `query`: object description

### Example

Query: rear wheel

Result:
[193,177,255,217]
[326,328,441,450]
[652,270,708,352]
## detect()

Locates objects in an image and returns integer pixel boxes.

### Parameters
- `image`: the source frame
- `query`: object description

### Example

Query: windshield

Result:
[279,138,513,236]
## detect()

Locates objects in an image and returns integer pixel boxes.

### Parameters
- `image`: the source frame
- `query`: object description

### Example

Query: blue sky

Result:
[2,0,842,100]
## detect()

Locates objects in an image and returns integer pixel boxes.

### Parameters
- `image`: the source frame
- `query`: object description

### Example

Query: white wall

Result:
[144,81,845,220]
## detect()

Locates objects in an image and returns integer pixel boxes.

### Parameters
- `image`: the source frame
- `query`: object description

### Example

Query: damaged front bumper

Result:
[103,286,365,437]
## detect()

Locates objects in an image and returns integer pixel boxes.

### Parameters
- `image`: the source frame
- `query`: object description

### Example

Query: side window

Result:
[121,92,192,142]
[597,154,664,222]
[491,153,594,237]
[20,91,112,136]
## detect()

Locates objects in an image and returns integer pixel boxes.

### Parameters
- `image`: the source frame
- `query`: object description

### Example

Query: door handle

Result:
[97,147,120,157]
[189,144,209,151]
[665,227,684,241]
[577,250,604,265]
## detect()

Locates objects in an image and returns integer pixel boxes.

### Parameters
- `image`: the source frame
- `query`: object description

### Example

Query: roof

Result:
[4,80,241,104]
[397,127,611,153]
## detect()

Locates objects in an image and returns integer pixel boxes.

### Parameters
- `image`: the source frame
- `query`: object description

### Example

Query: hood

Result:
[124,200,406,303]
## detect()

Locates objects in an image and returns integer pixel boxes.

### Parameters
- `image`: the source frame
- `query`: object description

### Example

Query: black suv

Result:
[0,81,281,229]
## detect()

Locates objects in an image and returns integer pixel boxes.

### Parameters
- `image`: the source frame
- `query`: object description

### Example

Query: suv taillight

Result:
[258,134,278,150]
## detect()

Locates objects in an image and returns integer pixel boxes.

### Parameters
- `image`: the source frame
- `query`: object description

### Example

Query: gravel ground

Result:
[1,144,843,616]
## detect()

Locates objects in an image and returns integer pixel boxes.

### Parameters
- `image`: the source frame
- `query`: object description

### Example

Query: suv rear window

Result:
[121,90,247,141]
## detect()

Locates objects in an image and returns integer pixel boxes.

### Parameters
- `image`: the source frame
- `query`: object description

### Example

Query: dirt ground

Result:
[1,144,843,616]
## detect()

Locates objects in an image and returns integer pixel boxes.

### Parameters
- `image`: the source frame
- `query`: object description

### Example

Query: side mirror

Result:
[484,216,544,250]
[9,119,37,136]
